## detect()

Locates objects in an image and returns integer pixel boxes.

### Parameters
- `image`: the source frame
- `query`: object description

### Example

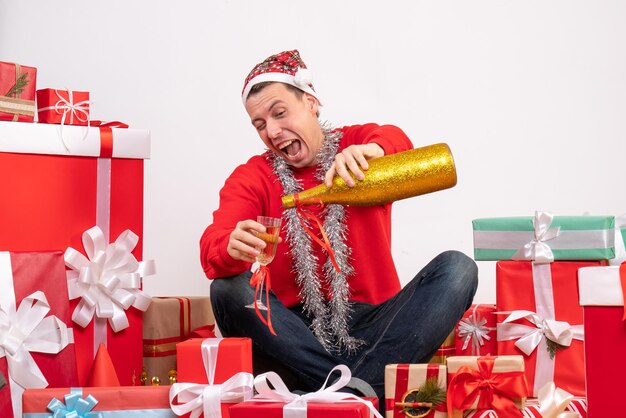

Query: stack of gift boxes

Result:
[384,212,626,418]
[3,58,626,417]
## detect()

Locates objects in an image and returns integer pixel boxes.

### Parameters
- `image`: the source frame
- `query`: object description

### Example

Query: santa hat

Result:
[242,49,320,103]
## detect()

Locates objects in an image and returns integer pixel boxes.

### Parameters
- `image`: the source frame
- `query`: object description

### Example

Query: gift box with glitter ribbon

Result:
[0,61,37,122]
[22,386,176,417]
[495,260,602,397]
[455,304,497,356]
[446,356,528,418]
[428,330,456,365]
[0,252,78,418]
[0,121,151,386]
[472,212,615,261]
[578,263,626,417]
[36,88,90,126]
[230,365,381,418]
[143,296,215,385]
[384,364,447,418]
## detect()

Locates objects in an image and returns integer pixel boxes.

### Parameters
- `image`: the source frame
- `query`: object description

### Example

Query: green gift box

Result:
[472,211,615,261]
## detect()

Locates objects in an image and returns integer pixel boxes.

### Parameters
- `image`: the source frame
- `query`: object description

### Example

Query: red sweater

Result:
[200,123,413,307]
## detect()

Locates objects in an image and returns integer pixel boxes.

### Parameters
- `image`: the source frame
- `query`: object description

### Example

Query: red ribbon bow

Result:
[447,356,528,418]
[293,196,341,273]
[249,265,276,336]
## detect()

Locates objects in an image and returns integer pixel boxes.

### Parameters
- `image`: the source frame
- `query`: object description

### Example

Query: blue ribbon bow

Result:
[47,389,102,418]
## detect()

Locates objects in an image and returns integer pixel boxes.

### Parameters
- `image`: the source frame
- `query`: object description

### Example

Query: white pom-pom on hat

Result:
[294,68,313,89]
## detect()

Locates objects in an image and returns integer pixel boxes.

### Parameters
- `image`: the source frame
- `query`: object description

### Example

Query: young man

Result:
[200,50,478,407]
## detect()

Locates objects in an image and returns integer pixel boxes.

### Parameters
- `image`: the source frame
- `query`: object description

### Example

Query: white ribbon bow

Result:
[170,372,254,418]
[496,310,584,356]
[458,307,495,356]
[512,211,560,263]
[252,364,383,418]
[537,382,579,418]
[169,339,254,418]
[0,291,73,390]
[64,226,155,332]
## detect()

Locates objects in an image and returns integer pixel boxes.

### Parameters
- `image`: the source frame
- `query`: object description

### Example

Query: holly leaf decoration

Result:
[5,72,29,97]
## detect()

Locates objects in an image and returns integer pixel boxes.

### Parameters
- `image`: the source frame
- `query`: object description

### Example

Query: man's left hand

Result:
[324,143,384,188]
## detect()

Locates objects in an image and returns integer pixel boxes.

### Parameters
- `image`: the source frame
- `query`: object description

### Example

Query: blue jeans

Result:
[210,250,478,410]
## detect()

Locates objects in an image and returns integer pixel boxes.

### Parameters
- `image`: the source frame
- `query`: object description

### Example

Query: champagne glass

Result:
[245,216,281,311]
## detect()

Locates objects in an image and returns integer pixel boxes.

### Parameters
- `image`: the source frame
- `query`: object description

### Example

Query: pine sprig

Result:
[399,377,447,417]
[546,339,567,359]
[5,72,29,97]
[411,377,446,405]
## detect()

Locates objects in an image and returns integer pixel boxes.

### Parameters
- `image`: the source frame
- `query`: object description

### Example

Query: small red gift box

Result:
[22,386,174,416]
[0,252,78,418]
[143,296,215,385]
[384,364,447,418]
[495,260,601,397]
[455,304,497,356]
[0,121,151,387]
[0,61,37,122]
[36,88,90,126]
[171,338,254,418]
[578,263,626,417]
[176,338,252,384]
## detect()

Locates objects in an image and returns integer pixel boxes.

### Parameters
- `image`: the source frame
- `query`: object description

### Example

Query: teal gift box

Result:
[472,211,615,261]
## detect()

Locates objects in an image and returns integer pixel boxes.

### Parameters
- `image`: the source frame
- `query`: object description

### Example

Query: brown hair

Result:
[247,82,320,117]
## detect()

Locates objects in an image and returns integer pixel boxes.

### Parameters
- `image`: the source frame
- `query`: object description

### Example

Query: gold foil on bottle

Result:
[282,143,457,208]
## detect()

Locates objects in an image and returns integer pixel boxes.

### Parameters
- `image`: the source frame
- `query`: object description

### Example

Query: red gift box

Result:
[171,338,254,417]
[455,304,497,356]
[22,386,174,416]
[0,121,150,386]
[230,365,381,418]
[496,261,601,397]
[36,88,90,126]
[578,264,626,417]
[0,252,78,418]
[384,364,447,418]
[230,398,380,418]
[0,61,37,122]
[176,338,252,384]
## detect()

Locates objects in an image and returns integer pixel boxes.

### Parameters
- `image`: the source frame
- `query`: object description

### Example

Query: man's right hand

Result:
[227,219,281,263]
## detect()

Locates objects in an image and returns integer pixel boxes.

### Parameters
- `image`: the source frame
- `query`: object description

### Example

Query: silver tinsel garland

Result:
[268,124,364,353]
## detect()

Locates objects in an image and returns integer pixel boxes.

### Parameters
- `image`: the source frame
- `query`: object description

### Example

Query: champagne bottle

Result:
[282,143,457,208]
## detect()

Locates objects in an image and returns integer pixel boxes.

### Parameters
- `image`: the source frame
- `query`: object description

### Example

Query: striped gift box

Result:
[142,296,215,384]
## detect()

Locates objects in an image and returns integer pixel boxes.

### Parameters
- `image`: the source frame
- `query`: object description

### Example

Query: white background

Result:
[1,1,624,304]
